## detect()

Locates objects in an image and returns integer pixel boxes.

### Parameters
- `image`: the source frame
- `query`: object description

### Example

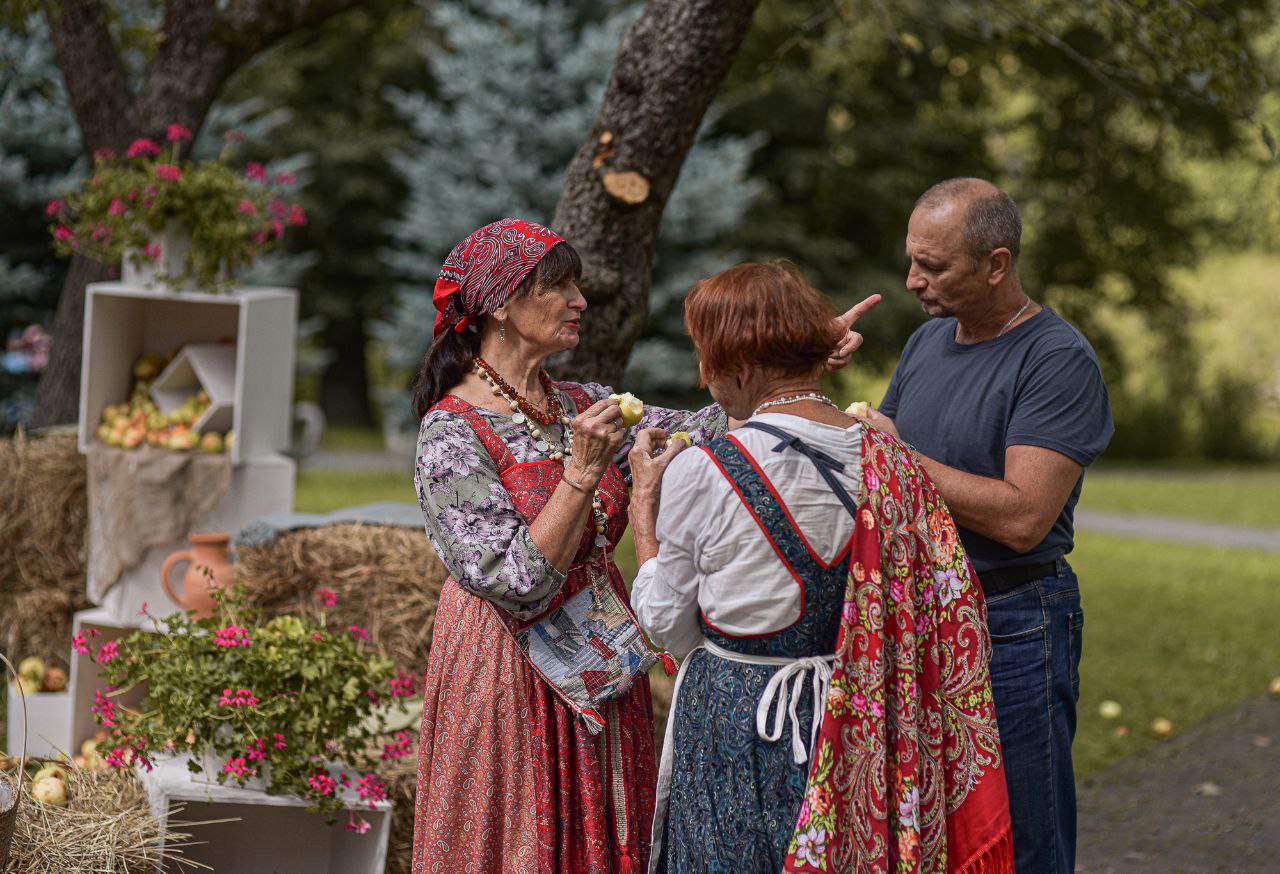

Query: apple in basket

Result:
[42,667,67,693]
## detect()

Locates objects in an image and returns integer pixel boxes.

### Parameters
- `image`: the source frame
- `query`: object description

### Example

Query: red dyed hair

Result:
[684,261,841,382]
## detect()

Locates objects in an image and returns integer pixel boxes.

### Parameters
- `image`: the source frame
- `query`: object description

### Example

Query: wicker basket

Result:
[0,653,28,870]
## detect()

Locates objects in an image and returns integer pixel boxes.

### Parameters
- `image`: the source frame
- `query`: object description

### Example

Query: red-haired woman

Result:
[410,222,869,874]
[630,262,1014,873]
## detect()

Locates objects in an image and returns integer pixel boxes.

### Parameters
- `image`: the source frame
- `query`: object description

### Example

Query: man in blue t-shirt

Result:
[863,177,1114,874]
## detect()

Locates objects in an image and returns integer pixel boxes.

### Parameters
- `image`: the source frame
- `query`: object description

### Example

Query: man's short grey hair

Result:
[915,177,1021,270]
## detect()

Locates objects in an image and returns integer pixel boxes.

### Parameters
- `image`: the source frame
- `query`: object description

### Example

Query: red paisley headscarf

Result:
[432,217,565,337]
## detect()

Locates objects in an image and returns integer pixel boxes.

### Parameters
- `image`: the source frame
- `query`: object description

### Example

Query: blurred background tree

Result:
[0,12,81,428]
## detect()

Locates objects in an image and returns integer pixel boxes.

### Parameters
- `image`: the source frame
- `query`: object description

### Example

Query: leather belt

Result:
[978,560,1058,596]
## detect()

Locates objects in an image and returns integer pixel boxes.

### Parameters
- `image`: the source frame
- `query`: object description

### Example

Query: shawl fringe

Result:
[954,826,1015,874]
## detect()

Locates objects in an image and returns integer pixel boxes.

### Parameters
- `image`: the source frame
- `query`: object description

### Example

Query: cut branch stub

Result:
[602,170,651,205]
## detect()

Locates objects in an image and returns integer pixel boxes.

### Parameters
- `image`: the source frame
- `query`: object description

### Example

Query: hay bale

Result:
[3,765,206,873]
[0,432,90,671]
[235,524,448,675]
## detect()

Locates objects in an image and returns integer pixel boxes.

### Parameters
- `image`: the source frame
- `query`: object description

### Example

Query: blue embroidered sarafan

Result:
[659,434,850,874]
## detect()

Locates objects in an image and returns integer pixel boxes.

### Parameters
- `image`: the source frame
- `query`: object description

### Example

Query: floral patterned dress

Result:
[411,380,725,874]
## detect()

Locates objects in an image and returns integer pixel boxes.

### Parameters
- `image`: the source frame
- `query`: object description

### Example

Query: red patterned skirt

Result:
[411,575,657,874]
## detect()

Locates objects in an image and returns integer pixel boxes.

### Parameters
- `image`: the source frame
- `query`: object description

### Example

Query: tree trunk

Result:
[319,316,375,426]
[31,0,367,427]
[551,0,761,386]
[30,254,111,429]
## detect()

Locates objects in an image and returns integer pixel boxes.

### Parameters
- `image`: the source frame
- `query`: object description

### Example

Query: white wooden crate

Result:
[142,755,391,873]
[4,686,72,760]
[89,451,296,621]
[78,283,298,464]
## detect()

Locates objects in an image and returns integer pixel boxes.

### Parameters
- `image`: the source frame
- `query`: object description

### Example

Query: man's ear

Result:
[987,248,1013,286]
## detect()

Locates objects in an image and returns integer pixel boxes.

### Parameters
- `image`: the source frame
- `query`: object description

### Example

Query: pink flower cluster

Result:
[345,812,371,834]
[97,640,119,664]
[315,588,338,607]
[381,730,413,762]
[355,772,387,807]
[167,124,193,142]
[105,746,129,768]
[155,164,182,182]
[214,625,253,648]
[389,671,417,699]
[72,626,100,656]
[246,737,267,762]
[272,732,288,750]
[92,687,117,728]
[141,241,163,262]
[126,138,162,159]
[218,688,260,709]
[347,625,370,642]
[223,756,257,780]
[308,771,337,798]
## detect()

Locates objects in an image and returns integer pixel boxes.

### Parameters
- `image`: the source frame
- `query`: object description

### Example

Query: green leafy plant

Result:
[46,124,307,291]
[84,581,418,829]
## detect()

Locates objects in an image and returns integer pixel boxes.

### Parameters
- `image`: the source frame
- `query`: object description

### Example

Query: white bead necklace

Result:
[752,392,838,417]
[475,364,610,551]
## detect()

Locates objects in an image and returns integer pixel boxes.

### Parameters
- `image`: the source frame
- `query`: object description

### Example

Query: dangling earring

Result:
[499,321,506,343]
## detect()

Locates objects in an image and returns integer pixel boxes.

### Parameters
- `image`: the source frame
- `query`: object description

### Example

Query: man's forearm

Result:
[913,454,1041,553]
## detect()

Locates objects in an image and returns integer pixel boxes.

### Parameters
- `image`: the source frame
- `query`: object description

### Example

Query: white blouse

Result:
[632,413,864,658]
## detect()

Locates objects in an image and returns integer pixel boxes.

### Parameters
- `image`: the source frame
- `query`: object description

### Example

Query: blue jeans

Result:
[985,558,1083,874]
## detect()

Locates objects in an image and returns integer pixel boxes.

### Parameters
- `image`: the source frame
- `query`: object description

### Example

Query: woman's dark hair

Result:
[412,240,582,418]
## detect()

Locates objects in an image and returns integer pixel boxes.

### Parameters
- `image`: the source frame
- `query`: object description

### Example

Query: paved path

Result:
[1076,694,1280,872]
[1074,509,1280,553]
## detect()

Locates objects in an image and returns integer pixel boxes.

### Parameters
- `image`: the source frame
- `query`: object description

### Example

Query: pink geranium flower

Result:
[126,138,162,159]
[308,772,337,797]
[347,625,369,642]
[315,588,337,607]
[218,688,260,709]
[97,640,119,664]
[108,198,127,216]
[92,147,115,164]
[274,172,296,186]
[245,161,268,182]
[155,164,182,181]
[53,225,75,243]
[45,198,64,217]
[346,813,371,834]
[238,199,258,216]
[166,123,193,142]
[287,204,307,226]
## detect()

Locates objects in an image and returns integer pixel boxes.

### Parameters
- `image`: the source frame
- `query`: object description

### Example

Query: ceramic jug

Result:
[160,532,233,617]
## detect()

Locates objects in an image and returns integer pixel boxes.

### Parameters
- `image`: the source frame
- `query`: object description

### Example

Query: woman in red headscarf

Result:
[409,220,869,874]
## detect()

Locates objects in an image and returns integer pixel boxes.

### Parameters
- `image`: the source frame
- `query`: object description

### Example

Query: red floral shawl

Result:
[783,427,1014,873]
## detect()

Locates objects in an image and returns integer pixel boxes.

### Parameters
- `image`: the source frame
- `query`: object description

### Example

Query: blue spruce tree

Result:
[0,14,83,428]
[379,0,759,433]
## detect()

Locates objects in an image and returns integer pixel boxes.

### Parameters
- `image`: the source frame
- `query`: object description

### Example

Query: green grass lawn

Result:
[317,423,387,452]
[1081,466,1280,529]
[294,468,416,513]
[1070,531,1280,777]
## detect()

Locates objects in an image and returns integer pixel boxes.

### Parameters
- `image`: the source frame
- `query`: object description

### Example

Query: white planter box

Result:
[68,608,148,756]
[5,686,72,760]
[141,754,391,873]
[78,282,298,464]
[88,452,296,620]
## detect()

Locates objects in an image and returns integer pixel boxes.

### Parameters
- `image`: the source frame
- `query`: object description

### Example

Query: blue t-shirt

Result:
[879,306,1114,573]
